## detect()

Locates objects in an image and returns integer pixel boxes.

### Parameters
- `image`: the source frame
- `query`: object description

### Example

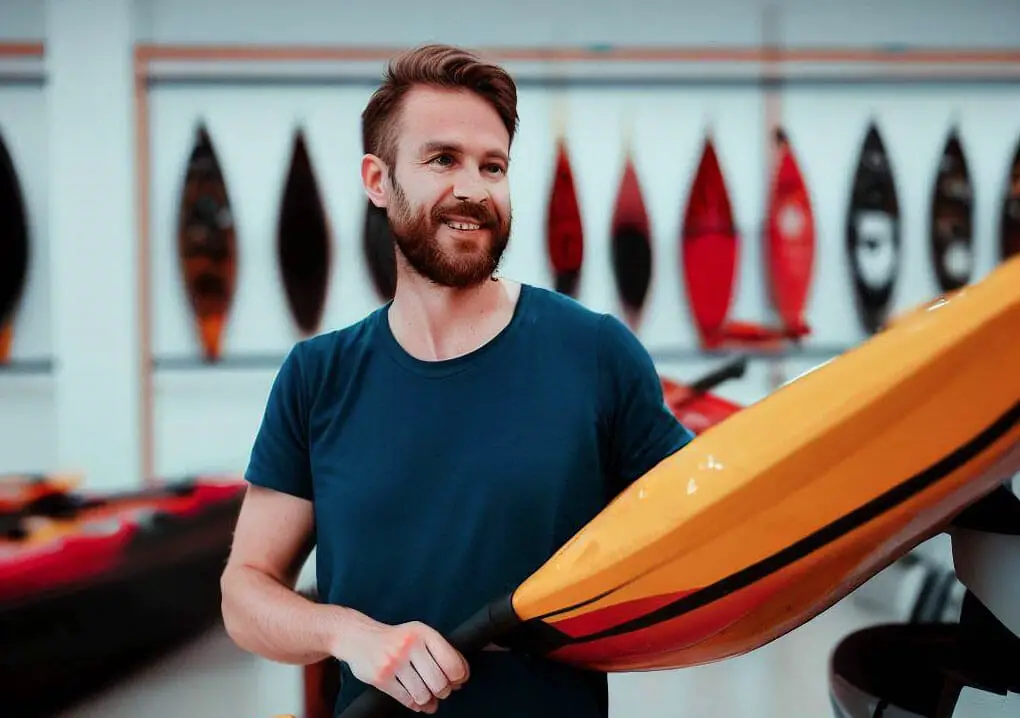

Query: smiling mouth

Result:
[444,220,484,231]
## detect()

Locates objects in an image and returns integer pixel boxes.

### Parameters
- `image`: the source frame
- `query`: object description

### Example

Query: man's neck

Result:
[387,272,521,362]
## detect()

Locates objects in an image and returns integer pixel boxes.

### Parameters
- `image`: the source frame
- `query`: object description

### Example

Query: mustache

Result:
[433,201,497,227]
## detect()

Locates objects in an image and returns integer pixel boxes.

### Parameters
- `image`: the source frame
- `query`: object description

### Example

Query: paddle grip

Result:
[687,354,749,395]
[339,598,519,718]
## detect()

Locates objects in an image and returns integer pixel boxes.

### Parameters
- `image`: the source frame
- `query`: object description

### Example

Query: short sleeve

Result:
[244,343,314,501]
[597,314,695,495]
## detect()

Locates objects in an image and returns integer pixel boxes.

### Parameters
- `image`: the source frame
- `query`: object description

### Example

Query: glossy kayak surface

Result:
[509,256,1020,670]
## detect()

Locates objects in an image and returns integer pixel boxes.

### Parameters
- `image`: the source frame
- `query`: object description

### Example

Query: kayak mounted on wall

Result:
[545,95,584,300]
[0,128,29,364]
[277,127,332,337]
[610,128,653,334]
[846,121,901,336]
[363,200,397,304]
[930,125,974,294]
[681,131,809,351]
[764,127,815,340]
[177,124,238,362]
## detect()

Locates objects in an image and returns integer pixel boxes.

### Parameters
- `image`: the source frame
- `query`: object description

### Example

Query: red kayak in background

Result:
[765,128,814,338]
[2,475,246,718]
[681,136,738,344]
[0,473,83,515]
[610,147,653,332]
[660,355,747,434]
[682,135,803,350]
[662,377,743,435]
[0,475,244,604]
[547,137,584,298]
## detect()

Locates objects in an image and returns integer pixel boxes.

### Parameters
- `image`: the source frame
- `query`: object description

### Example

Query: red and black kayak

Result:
[0,474,245,718]
[0,472,83,515]
[660,355,746,435]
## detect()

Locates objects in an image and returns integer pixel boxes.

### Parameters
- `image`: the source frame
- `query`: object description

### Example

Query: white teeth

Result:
[446,221,481,231]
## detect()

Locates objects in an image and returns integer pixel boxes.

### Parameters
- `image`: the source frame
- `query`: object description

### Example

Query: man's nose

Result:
[452,168,489,203]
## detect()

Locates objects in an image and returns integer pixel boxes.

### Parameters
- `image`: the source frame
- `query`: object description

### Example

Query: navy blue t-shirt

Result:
[245,283,694,717]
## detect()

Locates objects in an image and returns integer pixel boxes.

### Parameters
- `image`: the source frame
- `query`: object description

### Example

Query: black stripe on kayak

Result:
[529,398,1020,650]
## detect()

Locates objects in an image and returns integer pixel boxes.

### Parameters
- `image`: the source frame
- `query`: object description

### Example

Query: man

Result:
[220,43,694,717]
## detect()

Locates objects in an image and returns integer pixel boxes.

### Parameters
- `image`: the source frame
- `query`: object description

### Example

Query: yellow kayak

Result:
[508,255,1020,671]
[341,256,1020,716]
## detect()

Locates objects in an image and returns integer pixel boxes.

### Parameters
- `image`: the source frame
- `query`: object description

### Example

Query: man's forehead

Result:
[397,86,510,151]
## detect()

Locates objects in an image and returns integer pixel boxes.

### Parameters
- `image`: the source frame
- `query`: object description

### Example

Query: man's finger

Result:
[395,662,434,709]
[411,644,453,699]
[381,677,420,713]
[424,632,470,686]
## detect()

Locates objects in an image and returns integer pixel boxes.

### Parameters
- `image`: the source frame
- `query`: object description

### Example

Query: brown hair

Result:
[361,44,519,168]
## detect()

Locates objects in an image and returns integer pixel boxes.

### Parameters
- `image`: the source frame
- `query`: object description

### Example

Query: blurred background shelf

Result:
[0,357,55,375]
[147,345,853,372]
[151,353,287,371]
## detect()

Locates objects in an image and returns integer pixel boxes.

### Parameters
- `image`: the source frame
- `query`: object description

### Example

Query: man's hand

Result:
[338,614,470,714]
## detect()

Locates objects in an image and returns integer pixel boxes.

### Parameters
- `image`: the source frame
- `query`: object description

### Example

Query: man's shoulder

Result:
[520,282,642,353]
[519,282,609,334]
[280,306,387,388]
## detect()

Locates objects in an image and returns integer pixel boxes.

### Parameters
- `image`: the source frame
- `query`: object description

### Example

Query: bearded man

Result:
[220,43,694,717]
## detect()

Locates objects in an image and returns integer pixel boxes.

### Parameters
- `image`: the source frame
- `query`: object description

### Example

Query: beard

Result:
[386,174,512,289]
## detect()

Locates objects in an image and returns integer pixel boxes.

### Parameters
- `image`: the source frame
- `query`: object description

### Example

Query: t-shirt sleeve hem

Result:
[244,464,315,501]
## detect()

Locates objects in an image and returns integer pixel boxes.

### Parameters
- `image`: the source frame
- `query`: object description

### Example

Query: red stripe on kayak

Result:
[546,569,788,665]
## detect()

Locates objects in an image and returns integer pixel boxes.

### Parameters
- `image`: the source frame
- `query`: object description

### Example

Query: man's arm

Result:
[597,314,696,496]
[220,484,349,665]
[221,344,469,713]
[221,343,359,665]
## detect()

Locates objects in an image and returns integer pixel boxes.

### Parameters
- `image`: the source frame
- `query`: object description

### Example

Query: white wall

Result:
[130,0,1020,49]
[3,0,1019,483]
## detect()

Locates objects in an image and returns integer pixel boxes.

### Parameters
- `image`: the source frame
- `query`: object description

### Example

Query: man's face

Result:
[383,86,513,289]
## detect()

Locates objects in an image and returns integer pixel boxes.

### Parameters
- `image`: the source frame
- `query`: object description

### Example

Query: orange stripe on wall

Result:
[7,41,1020,65]
[133,43,1020,66]
[0,42,44,58]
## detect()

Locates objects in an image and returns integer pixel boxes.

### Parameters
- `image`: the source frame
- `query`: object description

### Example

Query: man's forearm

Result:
[221,564,359,665]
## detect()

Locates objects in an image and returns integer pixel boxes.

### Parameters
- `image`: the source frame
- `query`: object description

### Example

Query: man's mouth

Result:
[443,218,484,231]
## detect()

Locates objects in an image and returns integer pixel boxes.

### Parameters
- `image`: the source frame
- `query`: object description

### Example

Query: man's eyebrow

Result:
[419,141,509,164]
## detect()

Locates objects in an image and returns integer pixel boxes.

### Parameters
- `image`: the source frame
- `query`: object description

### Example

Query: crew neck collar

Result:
[377,283,533,378]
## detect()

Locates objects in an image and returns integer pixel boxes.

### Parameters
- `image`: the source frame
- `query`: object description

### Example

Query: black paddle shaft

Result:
[686,354,749,395]
[340,597,521,718]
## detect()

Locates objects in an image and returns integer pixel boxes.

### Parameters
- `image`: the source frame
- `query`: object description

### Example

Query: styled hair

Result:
[361,43,519,167]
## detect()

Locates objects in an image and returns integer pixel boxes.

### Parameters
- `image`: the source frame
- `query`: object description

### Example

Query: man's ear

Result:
[361,154,389,209]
